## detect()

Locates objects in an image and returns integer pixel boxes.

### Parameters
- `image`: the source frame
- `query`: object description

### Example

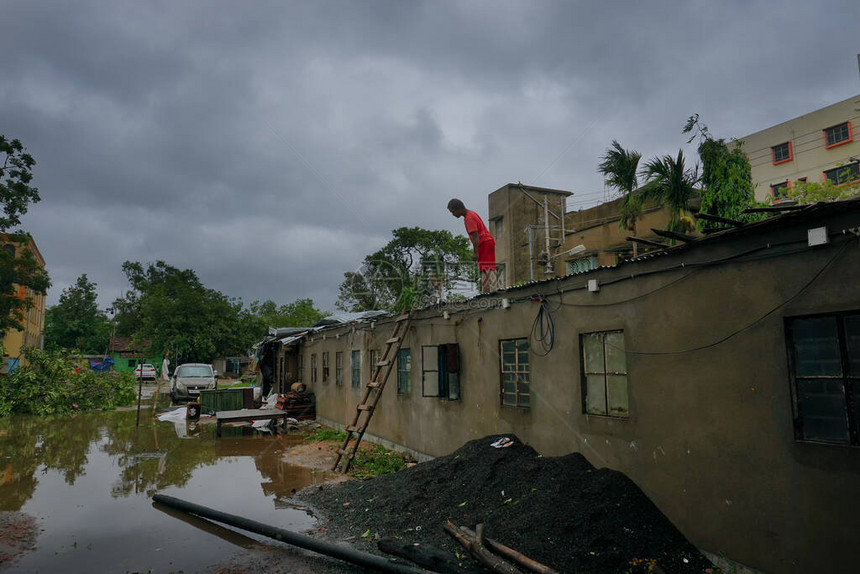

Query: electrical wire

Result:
[619,234,856,356]
[530,295,555,356]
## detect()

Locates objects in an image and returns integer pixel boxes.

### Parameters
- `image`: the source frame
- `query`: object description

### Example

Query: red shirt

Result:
[464,210,494,244]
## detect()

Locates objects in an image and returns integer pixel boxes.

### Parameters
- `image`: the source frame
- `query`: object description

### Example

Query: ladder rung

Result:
[395,314,410,322]
[366,381,381,388]
[376,360,391,367]
[357,404,374,411]
[345,425,359,432]
[386,337,401,344]
[336,449,355,459]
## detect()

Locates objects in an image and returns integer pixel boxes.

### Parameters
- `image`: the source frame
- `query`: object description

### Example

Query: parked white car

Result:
[170,363,217,402]
[134,363,157,380]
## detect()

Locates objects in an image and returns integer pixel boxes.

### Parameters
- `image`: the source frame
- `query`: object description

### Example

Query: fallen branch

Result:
[459,526,559,574]
[443,521,521,574]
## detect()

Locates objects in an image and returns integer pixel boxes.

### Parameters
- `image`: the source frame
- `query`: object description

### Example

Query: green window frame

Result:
[335,352,344,386]
[351,350,361,388]
[397,348,411,394]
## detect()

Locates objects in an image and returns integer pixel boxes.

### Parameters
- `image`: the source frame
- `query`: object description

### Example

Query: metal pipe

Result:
[152,494,430,574]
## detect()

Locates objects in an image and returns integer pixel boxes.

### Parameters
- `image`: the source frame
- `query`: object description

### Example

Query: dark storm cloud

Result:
[1,0,857,311]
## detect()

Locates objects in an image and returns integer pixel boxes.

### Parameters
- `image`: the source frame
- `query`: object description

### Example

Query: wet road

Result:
[0,406,333,573]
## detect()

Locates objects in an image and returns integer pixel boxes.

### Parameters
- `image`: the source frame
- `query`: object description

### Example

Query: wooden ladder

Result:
[332,308,414,473]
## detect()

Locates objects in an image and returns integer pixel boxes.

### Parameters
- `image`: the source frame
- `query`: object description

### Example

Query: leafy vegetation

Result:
[0,348,136,416]
[638,150,698,234]
[44,274,111,354]
[337,226,476,312]
[349,443,410,479]
[683,114,757,226]
[111,260,252,363]
[787,174,860,204]
[0,134,50,339]
[303,427,348,443]
[247,298,328,330]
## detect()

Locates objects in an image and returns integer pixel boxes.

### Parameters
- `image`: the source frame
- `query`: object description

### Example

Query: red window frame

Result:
[823,121,853,149]
[771,141,793,165]
[770,180,791,199]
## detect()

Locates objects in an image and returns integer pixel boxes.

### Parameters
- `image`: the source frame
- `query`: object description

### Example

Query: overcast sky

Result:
[1,0,858,312]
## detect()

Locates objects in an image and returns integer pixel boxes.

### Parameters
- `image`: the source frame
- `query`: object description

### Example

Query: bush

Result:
[0,348,137,416]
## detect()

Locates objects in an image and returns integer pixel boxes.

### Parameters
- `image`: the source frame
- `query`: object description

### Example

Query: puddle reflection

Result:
[0,409,331,573]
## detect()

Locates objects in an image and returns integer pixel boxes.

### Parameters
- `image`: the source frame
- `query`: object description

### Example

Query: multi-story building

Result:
[738,93,860,201]
[0,234,47,372]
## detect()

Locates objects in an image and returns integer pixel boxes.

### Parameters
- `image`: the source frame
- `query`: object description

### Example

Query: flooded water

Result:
[0,407,332,573]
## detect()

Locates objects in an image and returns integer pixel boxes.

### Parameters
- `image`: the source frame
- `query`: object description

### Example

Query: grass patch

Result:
[349,444,409,479]
[303,428,348,443]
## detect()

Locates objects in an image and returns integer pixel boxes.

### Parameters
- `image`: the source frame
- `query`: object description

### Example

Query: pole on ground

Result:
[135,357,143,427]
[152,494,431,574]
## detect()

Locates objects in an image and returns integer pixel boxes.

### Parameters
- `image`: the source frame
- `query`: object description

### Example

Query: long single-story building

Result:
[274,198,860,573]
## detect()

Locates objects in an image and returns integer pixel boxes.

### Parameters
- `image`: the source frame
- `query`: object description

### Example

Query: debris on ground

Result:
[297,435,716,573]
[0,511,38,569]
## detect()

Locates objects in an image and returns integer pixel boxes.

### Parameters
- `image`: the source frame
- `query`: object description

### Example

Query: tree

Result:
[0,135,41,231]
[683,115,756,225]
[249,298,328,328]
[44,274,111,354]
[598,140,643,254]
[337,227,475,312]
[639,150,699,234]
[111,261,247,363]
[0,135,50,338]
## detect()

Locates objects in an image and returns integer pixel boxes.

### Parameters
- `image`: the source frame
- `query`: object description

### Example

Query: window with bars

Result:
[351,350,361,387]
[336,351,344,386]
[500,339,529,407]
[322,352,329,384]
[823,163,860,186]
[824,122,852,148]
[771,141,792,164]
[770,181,790,199]
[786,312,860,445]
[310,353,317,384]
[397,348,411,394]
[581,330,628,418]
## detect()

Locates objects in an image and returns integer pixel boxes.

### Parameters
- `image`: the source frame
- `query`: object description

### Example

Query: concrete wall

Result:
[488,184,572,286]
[739,93,860,201]
[301,202,860,574]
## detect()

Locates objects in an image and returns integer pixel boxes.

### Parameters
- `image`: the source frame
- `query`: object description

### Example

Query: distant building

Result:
[489,183,680,287]
[738,93,860,202]
[0,234,46,372]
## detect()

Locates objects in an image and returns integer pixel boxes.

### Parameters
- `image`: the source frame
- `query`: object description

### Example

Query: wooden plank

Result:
[650,228,697,243]
[357,404,374,411]
[625,236,665,249]
[694,212,744,227]
[386,337,401,344]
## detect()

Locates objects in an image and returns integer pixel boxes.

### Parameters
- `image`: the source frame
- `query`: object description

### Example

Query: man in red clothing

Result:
[447,198,497,293]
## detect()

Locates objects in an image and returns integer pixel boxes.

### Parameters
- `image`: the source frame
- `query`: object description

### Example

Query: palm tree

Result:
[598,141,643,254]
[639,149,699,234]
